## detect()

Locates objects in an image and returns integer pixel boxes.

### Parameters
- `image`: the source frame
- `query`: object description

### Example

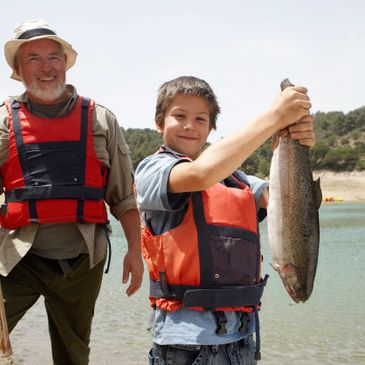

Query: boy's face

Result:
[158,94,211,160]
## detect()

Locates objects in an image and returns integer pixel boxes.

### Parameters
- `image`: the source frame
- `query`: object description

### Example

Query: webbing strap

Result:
[191,192,214,286]
[149,275,268,308]
[5,186,105,201]
[254,309,261,360]
[77,97,90,223]
[182,285,265,308]
[102,223,112,273]
[10,99,38,223]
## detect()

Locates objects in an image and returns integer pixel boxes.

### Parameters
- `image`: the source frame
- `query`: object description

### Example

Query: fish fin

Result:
[313,178,322,209]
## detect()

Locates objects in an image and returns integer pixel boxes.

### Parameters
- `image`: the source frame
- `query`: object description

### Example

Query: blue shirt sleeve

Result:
[135,152,190,212]
[234,170,269,222]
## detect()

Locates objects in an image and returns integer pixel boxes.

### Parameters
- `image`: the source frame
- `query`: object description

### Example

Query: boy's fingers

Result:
[292,86,308,94]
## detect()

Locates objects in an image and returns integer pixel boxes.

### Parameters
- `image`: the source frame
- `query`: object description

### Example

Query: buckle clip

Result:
[214,311,227,335]
[239,312,250,333]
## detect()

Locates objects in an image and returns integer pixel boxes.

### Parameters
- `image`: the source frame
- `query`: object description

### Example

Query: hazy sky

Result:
[0,0,363,141]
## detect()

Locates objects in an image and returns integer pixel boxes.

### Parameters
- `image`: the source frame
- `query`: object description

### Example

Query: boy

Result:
[135,76,314,365]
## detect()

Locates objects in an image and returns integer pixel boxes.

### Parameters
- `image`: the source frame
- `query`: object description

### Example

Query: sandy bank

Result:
[313,170,365,202]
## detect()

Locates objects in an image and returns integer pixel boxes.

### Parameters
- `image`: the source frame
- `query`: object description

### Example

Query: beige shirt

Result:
[0,85,136,276]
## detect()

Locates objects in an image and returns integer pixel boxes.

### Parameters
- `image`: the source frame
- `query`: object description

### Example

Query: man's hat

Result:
[4,19,78,81]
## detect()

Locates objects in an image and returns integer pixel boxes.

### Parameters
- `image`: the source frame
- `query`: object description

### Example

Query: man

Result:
[0,19,143,364]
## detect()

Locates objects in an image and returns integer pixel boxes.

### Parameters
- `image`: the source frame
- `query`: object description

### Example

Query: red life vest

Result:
[0,97,108,229]
[142,152,267,314]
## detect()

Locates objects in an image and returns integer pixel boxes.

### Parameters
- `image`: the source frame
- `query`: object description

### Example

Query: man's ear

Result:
[64,53,68,64]
[14,57,21,78]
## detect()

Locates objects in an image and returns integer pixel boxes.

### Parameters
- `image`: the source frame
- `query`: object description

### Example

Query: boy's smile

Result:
[158,94,211,160]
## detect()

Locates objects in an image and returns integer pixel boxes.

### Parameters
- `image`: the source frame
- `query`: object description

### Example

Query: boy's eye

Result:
[174,114,185,119]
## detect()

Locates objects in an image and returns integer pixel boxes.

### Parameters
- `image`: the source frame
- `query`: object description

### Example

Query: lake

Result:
[3,203,365,365]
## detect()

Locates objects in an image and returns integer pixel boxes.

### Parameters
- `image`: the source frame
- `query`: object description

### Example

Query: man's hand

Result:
[122,248,144,296]
[119,208,144,296]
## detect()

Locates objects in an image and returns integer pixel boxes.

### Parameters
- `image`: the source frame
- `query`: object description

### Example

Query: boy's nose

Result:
[184,118,195,130]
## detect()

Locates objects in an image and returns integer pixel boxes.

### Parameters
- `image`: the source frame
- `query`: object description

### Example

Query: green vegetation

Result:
[123,128,162,169]
[123,106,365,175]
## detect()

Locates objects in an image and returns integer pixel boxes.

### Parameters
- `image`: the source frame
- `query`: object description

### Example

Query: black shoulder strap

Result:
[9,98,38,222]
[76,97,91,222]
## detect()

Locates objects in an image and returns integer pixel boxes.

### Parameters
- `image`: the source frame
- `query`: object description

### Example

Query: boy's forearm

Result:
[169,110,279,192]
[197,110,278,181]
[168,86,311,193]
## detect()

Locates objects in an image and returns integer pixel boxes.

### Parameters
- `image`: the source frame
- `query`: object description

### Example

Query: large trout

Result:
[267,79,321,303]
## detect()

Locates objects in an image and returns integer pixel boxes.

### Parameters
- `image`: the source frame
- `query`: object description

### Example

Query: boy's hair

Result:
[155,76,220,130]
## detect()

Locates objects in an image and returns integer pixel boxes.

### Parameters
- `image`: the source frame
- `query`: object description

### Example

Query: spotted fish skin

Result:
[267,79,321,303]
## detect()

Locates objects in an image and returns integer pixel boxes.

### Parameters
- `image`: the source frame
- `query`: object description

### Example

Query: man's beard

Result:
[23,78,66,102]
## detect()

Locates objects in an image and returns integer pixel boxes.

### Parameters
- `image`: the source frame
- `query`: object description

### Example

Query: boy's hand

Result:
[273,115,316,148]
[287,115,316,146]
[270,86,311,130]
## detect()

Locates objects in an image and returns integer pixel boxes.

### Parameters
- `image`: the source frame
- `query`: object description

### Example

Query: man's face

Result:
[15,38,68,104]
[158,94,211,160]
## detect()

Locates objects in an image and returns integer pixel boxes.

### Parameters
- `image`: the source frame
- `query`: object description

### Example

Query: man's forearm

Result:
[119,208,141,251]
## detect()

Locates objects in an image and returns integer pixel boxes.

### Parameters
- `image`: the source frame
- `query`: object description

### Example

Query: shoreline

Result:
[313,170,365,202]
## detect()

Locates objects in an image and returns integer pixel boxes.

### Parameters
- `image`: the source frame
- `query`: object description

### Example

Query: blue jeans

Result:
[148,336,257,365]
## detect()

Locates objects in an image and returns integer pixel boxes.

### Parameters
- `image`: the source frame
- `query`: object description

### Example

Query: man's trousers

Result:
[1,252,105,365]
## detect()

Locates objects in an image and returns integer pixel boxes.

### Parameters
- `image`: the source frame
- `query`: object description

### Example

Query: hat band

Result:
[18,28,56,40]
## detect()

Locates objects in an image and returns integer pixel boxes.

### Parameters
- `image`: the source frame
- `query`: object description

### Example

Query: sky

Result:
[0,0,363,142]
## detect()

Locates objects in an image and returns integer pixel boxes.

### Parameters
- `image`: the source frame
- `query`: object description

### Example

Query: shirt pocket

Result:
[118,142,130,154]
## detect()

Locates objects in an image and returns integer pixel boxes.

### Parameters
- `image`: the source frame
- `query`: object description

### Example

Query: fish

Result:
[267,78,322,303]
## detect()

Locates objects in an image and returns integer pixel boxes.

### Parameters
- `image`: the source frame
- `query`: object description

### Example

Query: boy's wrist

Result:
[260,108,282,135]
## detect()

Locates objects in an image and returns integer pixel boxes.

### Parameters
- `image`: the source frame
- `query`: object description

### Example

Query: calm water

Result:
[3,203,365,365]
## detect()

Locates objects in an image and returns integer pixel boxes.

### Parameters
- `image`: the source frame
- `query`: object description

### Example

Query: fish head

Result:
[271,263,312,303]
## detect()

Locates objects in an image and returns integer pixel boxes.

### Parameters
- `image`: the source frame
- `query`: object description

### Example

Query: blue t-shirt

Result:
[135,145,269,345]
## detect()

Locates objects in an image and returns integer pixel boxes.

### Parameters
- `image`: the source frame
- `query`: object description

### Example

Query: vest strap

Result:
[77,97,91,223]
[10,98,37,223]
[182,285,264,308]
[5,186,105,202]
[149,275,268,308]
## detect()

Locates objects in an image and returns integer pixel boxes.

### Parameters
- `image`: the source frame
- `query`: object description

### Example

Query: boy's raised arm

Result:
[168,86,312,193]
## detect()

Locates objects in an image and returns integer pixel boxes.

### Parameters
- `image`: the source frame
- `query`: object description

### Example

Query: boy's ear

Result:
[156,123,164,134]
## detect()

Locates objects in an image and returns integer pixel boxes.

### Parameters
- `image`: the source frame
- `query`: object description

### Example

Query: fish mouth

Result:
[271,263,309,303]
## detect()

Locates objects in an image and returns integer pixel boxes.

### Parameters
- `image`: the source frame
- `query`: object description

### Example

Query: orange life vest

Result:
[142,154,267,314]
[0,97,108,229]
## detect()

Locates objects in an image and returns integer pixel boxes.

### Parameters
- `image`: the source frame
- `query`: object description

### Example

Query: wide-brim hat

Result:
[4,19,78,81]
